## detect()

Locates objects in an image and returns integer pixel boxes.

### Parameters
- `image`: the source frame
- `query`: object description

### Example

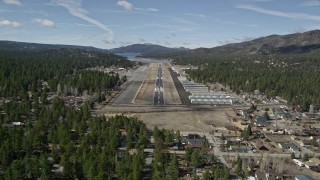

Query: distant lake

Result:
[115,52,168,63]
[115,52,140,60]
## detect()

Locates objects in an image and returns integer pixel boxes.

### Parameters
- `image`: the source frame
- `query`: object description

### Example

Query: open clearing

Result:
[134,63,157,105]
[162,63,181,105]
[102,108,233,132]
[112,66,148,104]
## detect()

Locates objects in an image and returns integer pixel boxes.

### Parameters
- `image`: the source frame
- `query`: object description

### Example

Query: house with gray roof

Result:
[254,116,269,127]
[278,143,299,153]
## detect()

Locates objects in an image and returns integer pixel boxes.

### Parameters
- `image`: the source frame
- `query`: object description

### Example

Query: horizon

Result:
[1,0,320,49]
[2,28,320,50]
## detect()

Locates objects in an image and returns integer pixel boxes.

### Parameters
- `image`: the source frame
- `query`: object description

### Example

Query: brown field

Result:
[134,63,157,105]
[130,108,233,132]
[162,64,181,105]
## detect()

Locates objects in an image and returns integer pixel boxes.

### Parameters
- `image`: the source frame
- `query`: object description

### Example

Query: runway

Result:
[153,64,164,106]
[111,66,148,104]
[169,68,191,106]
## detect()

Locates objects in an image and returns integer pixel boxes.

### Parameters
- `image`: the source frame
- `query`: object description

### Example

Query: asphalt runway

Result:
[112,66,148,104]
[169,68,191,106]
[153,64,164,106]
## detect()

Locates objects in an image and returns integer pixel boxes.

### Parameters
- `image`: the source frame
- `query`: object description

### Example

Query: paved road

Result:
[153,64,164,106]
[111,66,148,105]
[169,68,191,106]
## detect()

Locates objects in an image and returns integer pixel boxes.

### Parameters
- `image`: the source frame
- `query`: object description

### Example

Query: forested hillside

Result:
[147,30,320,61]
[0,48,144,178]
[0,40,110,52]
[0,49,133,98]
[0,97,148,178]
[110,43,188,55]
[184,53,320,110]
[145,30,320,110]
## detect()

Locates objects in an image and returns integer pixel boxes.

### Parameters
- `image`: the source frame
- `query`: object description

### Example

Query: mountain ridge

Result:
[2,29,320,57]
[0,40,110,53]
[190,29,320,56]
[109,43,189,55]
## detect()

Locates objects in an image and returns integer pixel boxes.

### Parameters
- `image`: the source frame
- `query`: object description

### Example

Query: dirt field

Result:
[162,64,182,105]
[128,108,233,132]
[134,63,157,105]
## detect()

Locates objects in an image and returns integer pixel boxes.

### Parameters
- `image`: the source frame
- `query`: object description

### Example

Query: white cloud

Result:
[217,39,237,45]
[301,0,320,6]
[0,19,21,28]
[234,36,256,42]
[52,0,114,43]
[34,18,55,28]
[0,9,15,12]
[239,0,274,2]
[120,41,132,45]
[0,9,47,15]
[184,13,206,18]
[117,0,133,11]
[237,4,320,21]
[139,38,147,43]
[146,8,159,12]
[116,0,158,12]
[216,19,258,27]
[134,7,159,12]
[250,0,274,2]
[130,23,197,33]
[103,39,116,44]
[3,0,21,5]
[174,17,198,26]
[293,27,307,33]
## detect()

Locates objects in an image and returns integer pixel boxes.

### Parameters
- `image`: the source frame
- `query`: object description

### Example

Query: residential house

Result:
[310,136,320,145]
[12,122,24,126]
[304,158,320,171]
[186,139,206,148]
[3,121,25,128]
[293,159,304,167]
[278,143,299,153]
[213,132,223,138]
[309,158,320,166]
[270,108,287,118]
[295,175,313,180]
[264,126,284,134]
[303,113,320,120]
[239,109,253,119]
[255,116,269,127]
[278,112,292,120]
[252,141,269,151]
[185,134,207,148]
[228,145,252,152]
[255,169,292,180]
[283,125,301,135]
[289,145,300,153]
[304,161,319,170]
[299,140,313,147]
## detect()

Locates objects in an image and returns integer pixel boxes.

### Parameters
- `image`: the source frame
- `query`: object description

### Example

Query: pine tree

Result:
[167,154,179,180]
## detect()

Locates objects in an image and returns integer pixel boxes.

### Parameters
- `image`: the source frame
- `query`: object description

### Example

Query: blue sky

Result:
[1,0,320,49]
